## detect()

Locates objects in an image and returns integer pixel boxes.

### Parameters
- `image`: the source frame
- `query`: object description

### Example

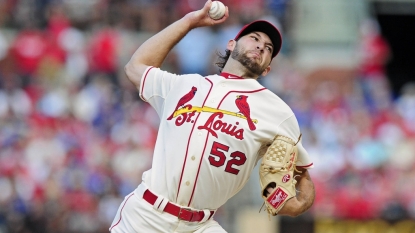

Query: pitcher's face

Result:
[231,31,273,76]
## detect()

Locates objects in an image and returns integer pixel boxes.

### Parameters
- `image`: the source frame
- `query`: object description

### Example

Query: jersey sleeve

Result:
[277,115,314,169]
[139,66,179,116]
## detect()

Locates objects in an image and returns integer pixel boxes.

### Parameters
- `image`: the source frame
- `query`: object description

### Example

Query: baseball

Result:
[209,1,226,20]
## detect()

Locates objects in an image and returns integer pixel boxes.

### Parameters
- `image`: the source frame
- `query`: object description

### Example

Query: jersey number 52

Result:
[209,141,247,175]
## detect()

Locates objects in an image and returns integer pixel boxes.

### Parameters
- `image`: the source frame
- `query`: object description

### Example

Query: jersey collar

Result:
[220,72,244,79]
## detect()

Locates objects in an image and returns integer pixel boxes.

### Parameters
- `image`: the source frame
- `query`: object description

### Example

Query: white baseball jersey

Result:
[139,66,313,211]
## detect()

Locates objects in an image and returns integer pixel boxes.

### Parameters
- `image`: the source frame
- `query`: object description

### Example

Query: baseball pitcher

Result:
[110,1,315,232]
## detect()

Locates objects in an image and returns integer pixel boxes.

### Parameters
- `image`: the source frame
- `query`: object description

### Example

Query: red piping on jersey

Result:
[109,192,135,231]
[140,66,154,101]
[220,72,244,79]
[187,127,210,206]
[297,163,313,168]
[187,114,212,206]
[176,78,214,203]
[217,88,267,108]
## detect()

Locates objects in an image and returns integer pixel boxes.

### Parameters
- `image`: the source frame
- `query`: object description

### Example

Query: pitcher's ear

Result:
[227,39,236,51]
[261,66,271,76]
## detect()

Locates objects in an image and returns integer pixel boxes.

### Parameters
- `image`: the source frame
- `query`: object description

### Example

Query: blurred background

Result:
[0,0,414,232]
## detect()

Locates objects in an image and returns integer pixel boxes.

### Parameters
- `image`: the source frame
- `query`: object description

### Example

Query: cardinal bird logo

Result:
[235,95,256,131]
[167,86,198,120]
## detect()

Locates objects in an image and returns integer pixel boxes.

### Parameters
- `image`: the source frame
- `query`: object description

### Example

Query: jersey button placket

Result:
[177,134,199,203]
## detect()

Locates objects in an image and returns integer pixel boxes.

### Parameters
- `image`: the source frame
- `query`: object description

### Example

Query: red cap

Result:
[234,20,282,58]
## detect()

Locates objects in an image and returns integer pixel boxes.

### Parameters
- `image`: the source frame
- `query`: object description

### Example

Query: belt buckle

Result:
[178,207,194,221]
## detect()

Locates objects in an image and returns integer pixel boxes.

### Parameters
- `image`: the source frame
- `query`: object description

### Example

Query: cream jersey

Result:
[138,66,313,211]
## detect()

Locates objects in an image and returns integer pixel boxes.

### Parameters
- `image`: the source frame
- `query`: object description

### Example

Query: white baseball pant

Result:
[109,183,226,233]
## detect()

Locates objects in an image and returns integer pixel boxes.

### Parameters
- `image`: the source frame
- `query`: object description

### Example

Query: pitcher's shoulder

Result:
[256,90,293,112]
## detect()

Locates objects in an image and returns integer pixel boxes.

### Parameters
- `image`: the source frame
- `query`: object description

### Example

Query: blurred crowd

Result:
[0,0,414,233]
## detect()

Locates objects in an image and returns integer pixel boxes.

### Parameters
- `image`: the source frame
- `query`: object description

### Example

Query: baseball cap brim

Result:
[234,20,282,58]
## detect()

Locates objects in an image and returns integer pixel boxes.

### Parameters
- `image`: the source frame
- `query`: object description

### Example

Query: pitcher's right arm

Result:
[124,0,229,89]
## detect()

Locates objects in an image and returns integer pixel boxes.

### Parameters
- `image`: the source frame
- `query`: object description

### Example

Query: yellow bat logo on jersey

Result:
[172,105,258,123]
[170,105,258,140]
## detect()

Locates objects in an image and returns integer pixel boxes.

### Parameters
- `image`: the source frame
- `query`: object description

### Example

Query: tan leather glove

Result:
[259,135,300,216]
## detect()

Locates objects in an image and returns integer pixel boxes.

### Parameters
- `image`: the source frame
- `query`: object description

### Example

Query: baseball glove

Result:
[259,134,300,216]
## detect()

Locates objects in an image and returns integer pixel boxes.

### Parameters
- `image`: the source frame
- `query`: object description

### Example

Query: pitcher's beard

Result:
[231,44,266,77]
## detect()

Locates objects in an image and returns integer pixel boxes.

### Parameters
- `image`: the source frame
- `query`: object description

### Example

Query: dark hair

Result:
[215,49,231,73]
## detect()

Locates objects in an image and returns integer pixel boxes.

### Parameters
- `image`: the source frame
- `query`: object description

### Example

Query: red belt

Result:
[143,190,214,222]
